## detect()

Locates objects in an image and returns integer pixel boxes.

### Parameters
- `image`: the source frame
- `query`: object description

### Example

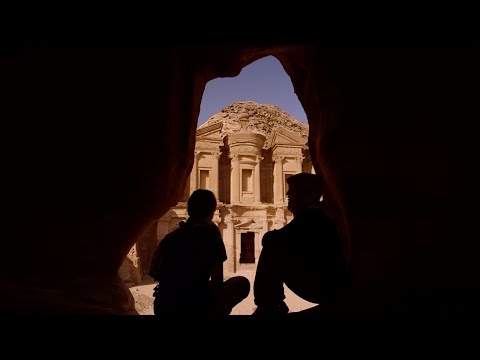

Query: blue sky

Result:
[197,55,308,126]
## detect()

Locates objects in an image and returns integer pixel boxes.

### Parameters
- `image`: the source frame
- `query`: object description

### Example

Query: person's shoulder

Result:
[162,222,189,241]
[189,219,222,238]
[262,229,283,246]
[168,225,186,237]
[164,221,186,235]
[298,207,332,222]
[197,220,220,232]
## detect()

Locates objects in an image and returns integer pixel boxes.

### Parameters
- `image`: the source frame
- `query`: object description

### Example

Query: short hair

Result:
[187,189,217,218]
[286,173,324,197]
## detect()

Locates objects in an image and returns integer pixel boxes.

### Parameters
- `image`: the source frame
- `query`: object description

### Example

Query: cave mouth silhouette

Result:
[3,44,479,316]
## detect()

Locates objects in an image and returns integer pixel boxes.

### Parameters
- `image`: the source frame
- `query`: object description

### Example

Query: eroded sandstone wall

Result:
[3,44,480,314]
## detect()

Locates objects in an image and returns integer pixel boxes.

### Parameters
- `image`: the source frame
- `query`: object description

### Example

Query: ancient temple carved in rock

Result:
[120,101,313,282]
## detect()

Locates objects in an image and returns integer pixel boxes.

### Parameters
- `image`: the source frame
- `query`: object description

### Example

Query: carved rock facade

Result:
[6,44,479,315]
[128,101,313,278]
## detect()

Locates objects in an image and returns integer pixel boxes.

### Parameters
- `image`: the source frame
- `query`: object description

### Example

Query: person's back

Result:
[253,173,349,316]
[150,189,250,318]
[259,206,347,304]
[152,218,225,315]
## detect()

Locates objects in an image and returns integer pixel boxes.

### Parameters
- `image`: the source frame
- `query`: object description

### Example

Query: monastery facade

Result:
[120,102,313,283]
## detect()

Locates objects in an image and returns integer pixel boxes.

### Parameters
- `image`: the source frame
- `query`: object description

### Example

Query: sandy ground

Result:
[129,269,317,315]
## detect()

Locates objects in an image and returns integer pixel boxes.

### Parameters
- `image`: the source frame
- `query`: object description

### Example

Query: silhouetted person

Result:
[149,189,250,318]
[253,173,349,316]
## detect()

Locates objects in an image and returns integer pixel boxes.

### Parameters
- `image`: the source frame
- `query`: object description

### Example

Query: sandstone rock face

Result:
[200,101,309,143]
[124,101,312,281]
[3,44,480,315]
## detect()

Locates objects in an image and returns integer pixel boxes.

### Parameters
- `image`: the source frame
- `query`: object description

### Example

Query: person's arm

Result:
[209,230,227,287]
[210,261,224,288]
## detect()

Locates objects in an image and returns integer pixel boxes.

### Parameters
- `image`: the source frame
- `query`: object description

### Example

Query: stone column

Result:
[273,155,284,204]
[254,155,263,204]
[274,207,286,229]
[212,211,221,228]
[224,213,236,274]
[230,154,240,204]
[190,151,199,193]
[156,216,171,244]
[295,156,304,174]
[259,214,269,240]
[256,220,267,257]
[211,152,220,200]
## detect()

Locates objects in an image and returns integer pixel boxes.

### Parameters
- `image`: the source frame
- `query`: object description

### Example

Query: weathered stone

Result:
[123,101,313,279]
[3,44,480,315]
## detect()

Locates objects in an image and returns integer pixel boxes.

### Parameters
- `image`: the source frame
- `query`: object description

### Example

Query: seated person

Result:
[150,189,250,317]
[253,173,350,316]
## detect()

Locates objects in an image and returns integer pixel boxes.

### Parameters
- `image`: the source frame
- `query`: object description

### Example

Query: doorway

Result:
[240,232,255,264]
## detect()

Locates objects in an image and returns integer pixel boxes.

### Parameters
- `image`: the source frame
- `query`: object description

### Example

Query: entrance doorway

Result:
[239,232,255,264]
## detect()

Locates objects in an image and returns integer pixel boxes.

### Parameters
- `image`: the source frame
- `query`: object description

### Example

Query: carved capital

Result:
[273,155,285,163]
[230,145,260,154]
[196,142,221,151]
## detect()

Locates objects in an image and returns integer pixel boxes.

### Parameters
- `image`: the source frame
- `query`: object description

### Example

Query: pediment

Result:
[234,218,254,228]
[266,126,307,148]
[196,122,223,141]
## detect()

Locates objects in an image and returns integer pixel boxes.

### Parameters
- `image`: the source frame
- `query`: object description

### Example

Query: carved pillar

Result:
[211,152,220,200]
[224,213,236,274]
[274,207,286,229]
[295,156,304,174]
[212,211,221,227]
[190,151,200,193]
[256,219,268,258]
[273,155,285,204]
[156,216,171,244]
[254,155,263,204]
[230,154,240,204]
[259,217,268,246]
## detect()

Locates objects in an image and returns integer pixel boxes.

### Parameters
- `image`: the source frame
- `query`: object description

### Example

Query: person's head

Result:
[187,189,217,220]
[286,173,324,216]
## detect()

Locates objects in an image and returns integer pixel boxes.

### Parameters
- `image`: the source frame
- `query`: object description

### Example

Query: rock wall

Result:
[3,44,480,314]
